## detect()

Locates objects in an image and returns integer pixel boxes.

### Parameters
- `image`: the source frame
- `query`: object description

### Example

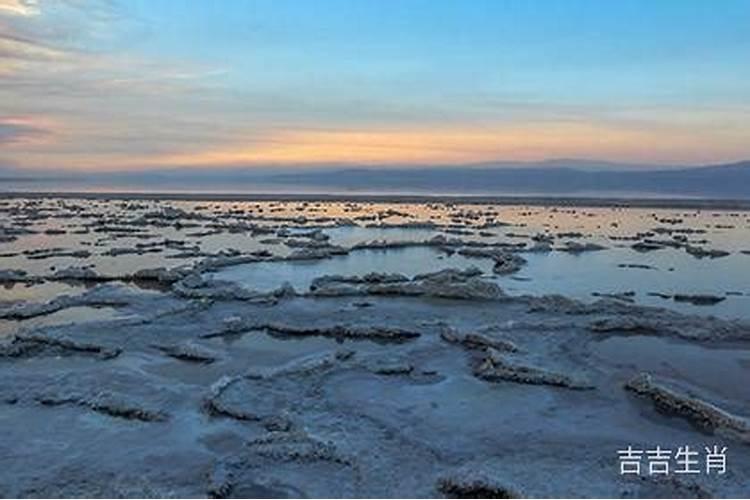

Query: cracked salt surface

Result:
[1,196,750,497]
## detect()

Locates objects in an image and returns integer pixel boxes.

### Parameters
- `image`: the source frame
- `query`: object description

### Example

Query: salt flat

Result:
[1,196,749,497]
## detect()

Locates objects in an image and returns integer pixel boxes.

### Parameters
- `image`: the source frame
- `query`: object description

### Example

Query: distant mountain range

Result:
[2,159,750,199]
[262,160,750,198]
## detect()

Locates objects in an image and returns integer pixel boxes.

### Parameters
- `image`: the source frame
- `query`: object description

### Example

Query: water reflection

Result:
[2,197,750,320]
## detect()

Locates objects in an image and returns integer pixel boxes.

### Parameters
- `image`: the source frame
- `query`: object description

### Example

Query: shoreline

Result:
[3,190,750,210]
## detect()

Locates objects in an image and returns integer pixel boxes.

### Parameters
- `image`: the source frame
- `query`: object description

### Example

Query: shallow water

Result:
[2,197,750,320]
[212,247,493,292]
[501,248,750,319]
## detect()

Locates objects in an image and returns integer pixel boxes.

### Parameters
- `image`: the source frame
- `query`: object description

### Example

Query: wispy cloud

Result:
[0,115,50,144]
[0,0,237,169]
[0,0,39,17]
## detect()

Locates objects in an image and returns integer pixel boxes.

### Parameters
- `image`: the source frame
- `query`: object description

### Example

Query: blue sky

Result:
[1,0,749,170]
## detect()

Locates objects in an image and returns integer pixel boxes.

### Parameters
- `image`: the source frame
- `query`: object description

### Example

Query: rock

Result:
[532,233,554,244]
[456,248,526,275]
[195,254,260,272]
[176,272,204,289]
[369,277,504,301]
[631,241,665,252]
[493,255,526,275]
[630,475,713,499]
[685,245,730,259]
[589,312,750,341]
[618,263,656,270]
[474,348,593,390]
[0,300,67,320]
[440,326,518,353]
[0,269,34,283]
[206,460,235,498]
[310,274,361,289]
[414,266,483,281]
[429,234,448,245]
[309,272,409,291]
[246,429,349,464]
[525,294,592,314]
[310,267,505,301]
[88,394,169,422]
[50,266,111,282]
[369,267,506,301]
[559,241,606,253]
[437,470,522,499]
[592,316,664,335]
[351,300,373,308]
[656,217,683,225]
[526,241,552,253]
[250,249,273,258]
[172,276,260,301]
[591,291,636,303]
[625,373,750,443]
[463,332,519,352]
[103,247,141,256]
[361,272,410,284]
[132,267,187,284]
[3,329,122,359]
[352,239,419,250]
[1,282,137,320]
[272,282,297,298]
[672,294,725,306]
[368,359,414,376]
[283,238,334,249]
[24,248,92,260]
[260,323,420,342]
[205,457,305,499]
[309,282,366,297]
[143,206,193,220]
[259,349,355,379]
[153,342,217,363]
[204,376,266,421]
[36,391,167,422]
[286,246,348,260]
[205,351,353,425]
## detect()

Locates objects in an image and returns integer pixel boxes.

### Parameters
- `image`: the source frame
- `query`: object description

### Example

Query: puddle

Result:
[211,246,495,293]
[498,248,750,319]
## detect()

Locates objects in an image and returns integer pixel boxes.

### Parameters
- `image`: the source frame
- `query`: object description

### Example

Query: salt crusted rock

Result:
[625,373,750,443]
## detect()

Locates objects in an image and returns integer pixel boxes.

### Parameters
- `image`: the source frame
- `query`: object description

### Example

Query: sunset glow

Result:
[1,0,749,172]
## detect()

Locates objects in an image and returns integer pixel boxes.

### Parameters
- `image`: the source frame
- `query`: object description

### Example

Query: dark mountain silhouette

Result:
[260,160,750,198]
[3,160,750,199]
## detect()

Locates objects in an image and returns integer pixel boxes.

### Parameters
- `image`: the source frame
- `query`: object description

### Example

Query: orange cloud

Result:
[8,119,750,171]
[131,122,748,169]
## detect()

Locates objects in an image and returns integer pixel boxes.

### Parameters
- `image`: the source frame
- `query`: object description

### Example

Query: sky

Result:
[1,0,750,172]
